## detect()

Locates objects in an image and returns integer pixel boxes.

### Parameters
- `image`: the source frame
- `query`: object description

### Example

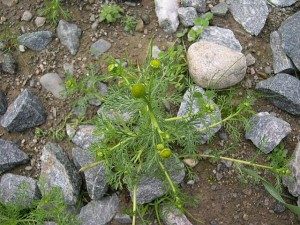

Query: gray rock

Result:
[18,31,53,51]
[40,73,66,99]
[135,157,185,204]
[268,0,296,7]
[256,73,300,115]
[178,86,222,143]
[161,204,193,225]
[187,40,246,89]
[0,173,40,207]
[70,125,102,150]
[1,0,18,6]
[35,17,46,28]
[78,194,119,225]
[0,41,5,50]
[245,53,256,66]
[90,39,111,58]
[1,89,46,132]
[283,142,300,197]
[211,2,228,16]
[0,91,7,115]
[199,26,242,52]
[278,11,300,71]
[270,31,294,74]
[154,0,179,33]
[178,7,197,27]
[63,63,74,75]
[152,45,161,59]
[245,112,291,153]
[72,147,107,200]
[114,213,132,224]
[97,105,133,122]
[182,0,206,12]
[227,0,269,36]
[39,143,82,205]
[0,53,17,74]
[88,82,108,106]
[57,20,82,55]
[0,139,29,173]
[21,10,33,21]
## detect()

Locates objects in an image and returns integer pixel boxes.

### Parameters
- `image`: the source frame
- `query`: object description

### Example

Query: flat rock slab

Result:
[0,91,7,115]
[245,112,291,153]
[0,53,17,74]
[227,0,269,36]
[256,73,300,115]
[0,173,40,207]
[1,89,46,132]
[178,7,197,27]
[68,125,102,150]
[182,0,206,12]
[0,139,29,173]
[134,157,185,204]
[90,39,111,58]
[154,0,179,33]
[199,26,242,52]
[269,0,296,7]
[270,31,294,74]
[18,31,53,51]
[283,142,300,197]
[278,11,300,71]
[39,143,82,206]
[78,194,119,225]
[72,147,107,200]
[187,40,246,89]
[57,20,82,55]
[177,86,222,144]
[40,73,66,99]
[161,204,193,225]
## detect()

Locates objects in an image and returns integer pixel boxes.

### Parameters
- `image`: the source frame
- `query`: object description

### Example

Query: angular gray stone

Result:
[35,17,46,27]
[114,213,132,224]
[256,73,300,115]
[18,31,53,51]
[57,20,82,55]
[90,39,111,58]
[1,89,46,132]
[0,139,29,173]
[227,0,269,36]
[72,147,107,200]
[161,204,193,225]
[199,26,242,52]
[78,194,119,225]
[39,143,82,205]
[88,82,108,106]
[187,41,246,89]
[178,7,197,27]
[0,41,5,50]
[154,0,179,33]
[283,142,300,197]
[211,2,228,16]
[177,86,222,143]
[269,0,296,7]
[245,53,256,66]
[0,53,17,74]
[135,157,185,204]
[182,0,206,12]
[70,125,102,150]
[278,11,300,71]
[270,31,294,74]
[0,91,7,115]
[21,10,33,21]
[245,112,291,153]
[40,73,66,99]
[0,173,40,207]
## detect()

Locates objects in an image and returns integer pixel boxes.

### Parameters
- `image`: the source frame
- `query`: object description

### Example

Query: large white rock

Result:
[187,40,246,89]
[154,0,179,33]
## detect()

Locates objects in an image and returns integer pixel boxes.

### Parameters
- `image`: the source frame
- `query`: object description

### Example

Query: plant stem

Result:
[132,186,137,225]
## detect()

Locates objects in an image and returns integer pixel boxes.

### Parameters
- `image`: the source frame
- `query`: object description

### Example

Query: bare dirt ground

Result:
[1,0,300,224]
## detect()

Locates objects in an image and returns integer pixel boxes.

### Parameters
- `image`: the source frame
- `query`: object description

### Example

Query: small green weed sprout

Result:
[99,3,124,23]
[41,0,70,25]
[122,15,138,33]
[0,26,18,52]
